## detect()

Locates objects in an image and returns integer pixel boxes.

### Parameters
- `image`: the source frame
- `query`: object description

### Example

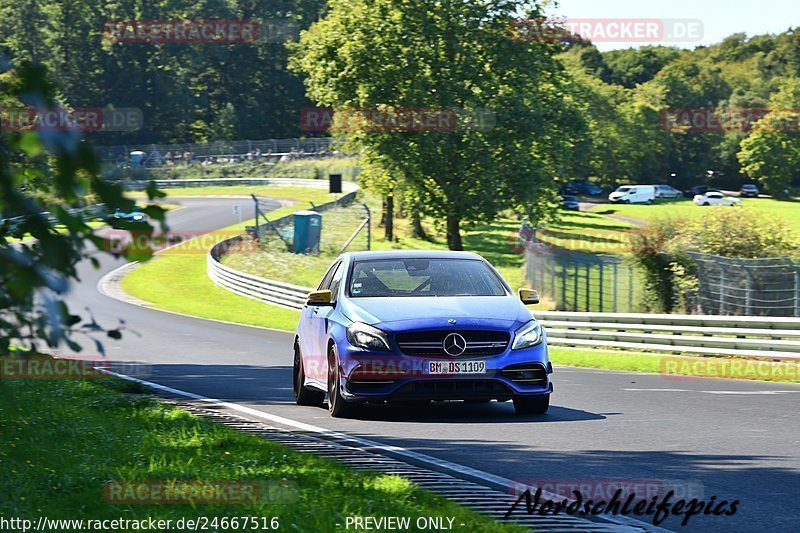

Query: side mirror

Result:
[307,289,333,306]
[518,288,540,305]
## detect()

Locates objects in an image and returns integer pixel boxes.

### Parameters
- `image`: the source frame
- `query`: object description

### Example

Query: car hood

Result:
[340,296,533,332]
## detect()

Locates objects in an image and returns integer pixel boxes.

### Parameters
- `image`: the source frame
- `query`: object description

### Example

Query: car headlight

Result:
[512,320,543,350]
[132,214,144,220]
[346,322,391,351]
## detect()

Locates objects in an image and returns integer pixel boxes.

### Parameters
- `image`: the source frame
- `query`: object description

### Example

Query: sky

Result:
[546,0,799,50]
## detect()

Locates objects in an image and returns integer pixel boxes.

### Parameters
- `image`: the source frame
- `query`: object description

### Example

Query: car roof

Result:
[345,250,484,262]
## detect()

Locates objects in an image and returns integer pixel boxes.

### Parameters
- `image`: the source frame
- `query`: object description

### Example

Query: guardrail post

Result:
[572,262,578,311]
[585,264,591,312]
[612,263,618,313]
[794,262,800,317]
[598,263,604,313]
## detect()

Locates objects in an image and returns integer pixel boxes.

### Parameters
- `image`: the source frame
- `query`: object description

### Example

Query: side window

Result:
[328,262,346,301]
[317,261,341,290]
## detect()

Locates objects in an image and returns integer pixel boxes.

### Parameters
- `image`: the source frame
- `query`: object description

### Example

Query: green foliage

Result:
[738,77,800,196]
[630,210,799,312]
[0,1,326,143]
[0,63,165,354]
[290,0,584,249]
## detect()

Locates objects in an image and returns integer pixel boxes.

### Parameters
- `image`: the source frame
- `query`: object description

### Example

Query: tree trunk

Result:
[446,212,462,250]
[384,195,394,241]
[411,212,428,240]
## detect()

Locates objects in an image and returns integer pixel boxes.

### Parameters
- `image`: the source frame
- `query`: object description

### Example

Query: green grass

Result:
[154,185,346,205]
[550,346,800,383]
[537,211,634,255]
[5,220,107,243]
[0,375,519,531]
[588,197,800,234]
[105,157,361,182]
[122,252,302,331]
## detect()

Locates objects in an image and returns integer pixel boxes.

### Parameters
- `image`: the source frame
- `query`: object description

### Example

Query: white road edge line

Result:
[98,367,668,532]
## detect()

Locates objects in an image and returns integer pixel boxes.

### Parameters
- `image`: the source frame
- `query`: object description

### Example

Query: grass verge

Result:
[550,346,800,383]
[0,375,519,530]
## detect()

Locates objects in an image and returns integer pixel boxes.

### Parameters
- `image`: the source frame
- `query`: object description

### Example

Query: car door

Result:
[307,260,344,380]
[299,261,339,379]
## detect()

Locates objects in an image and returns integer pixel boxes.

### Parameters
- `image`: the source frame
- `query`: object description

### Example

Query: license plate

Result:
[427,360,487,375]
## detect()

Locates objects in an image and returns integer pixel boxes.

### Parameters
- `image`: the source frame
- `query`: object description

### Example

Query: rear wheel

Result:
[513,395,550,415]
[293,344,324,407]
[327,349,359,418]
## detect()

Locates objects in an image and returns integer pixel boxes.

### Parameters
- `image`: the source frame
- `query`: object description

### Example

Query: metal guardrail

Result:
[206,179,359,308]
[120,177,360,191]
[204,182,800,360]
[536,311,800,360]
[206,253,800,360]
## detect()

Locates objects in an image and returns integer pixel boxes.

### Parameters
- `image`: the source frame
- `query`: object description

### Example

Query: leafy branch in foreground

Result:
[0,62,166,354]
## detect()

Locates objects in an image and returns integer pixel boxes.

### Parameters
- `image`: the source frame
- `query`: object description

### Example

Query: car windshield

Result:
[348,258,507,298]
[616,186,631,193]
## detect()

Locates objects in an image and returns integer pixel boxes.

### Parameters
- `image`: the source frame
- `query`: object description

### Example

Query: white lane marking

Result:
[624,388,690,392]
[98,368,665,533]
[699,390,800,395]
[624,388,800,395]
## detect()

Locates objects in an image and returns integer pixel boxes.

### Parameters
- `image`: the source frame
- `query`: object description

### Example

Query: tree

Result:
[1,63,166,354]
[738,77,800,197]
[290,0,583,249]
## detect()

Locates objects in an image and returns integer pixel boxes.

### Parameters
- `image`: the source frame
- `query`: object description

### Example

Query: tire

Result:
[702,202,709,206]
[513,395,550,415]
[293,344,325,407]
[327,348,359,418]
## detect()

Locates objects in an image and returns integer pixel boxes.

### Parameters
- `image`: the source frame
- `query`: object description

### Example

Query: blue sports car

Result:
[293,250,552,418]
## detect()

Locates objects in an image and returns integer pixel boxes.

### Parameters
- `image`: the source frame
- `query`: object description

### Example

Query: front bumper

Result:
[335,341,552,402]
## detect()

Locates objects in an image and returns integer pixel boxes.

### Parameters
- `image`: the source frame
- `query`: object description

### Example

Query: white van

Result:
[608,185,656,204]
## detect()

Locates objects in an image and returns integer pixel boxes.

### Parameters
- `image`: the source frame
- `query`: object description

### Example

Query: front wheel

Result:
[293,344,325,407]
[513,395,550,415]
[327,349,359,418]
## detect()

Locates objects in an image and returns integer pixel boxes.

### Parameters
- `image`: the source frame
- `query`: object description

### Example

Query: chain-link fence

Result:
[687,252,800,316]
[249,194,371,255]
[525,243,641,312]
[94,138,341,167]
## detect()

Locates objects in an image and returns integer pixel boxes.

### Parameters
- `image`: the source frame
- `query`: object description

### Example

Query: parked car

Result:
[683,185,710,198]
[740,183,760,198]
[693,191,742,206]
[560,195,580,211]
[558,183,580,196]
[655,184,683,199]
[293,251,552,418]
[568,180,603,196]
[608,185,656,204]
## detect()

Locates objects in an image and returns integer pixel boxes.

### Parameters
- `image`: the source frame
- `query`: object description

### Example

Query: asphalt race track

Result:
[62,197,800,533]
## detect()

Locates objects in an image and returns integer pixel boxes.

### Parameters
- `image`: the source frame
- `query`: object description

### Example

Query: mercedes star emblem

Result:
[443,333,467,356]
